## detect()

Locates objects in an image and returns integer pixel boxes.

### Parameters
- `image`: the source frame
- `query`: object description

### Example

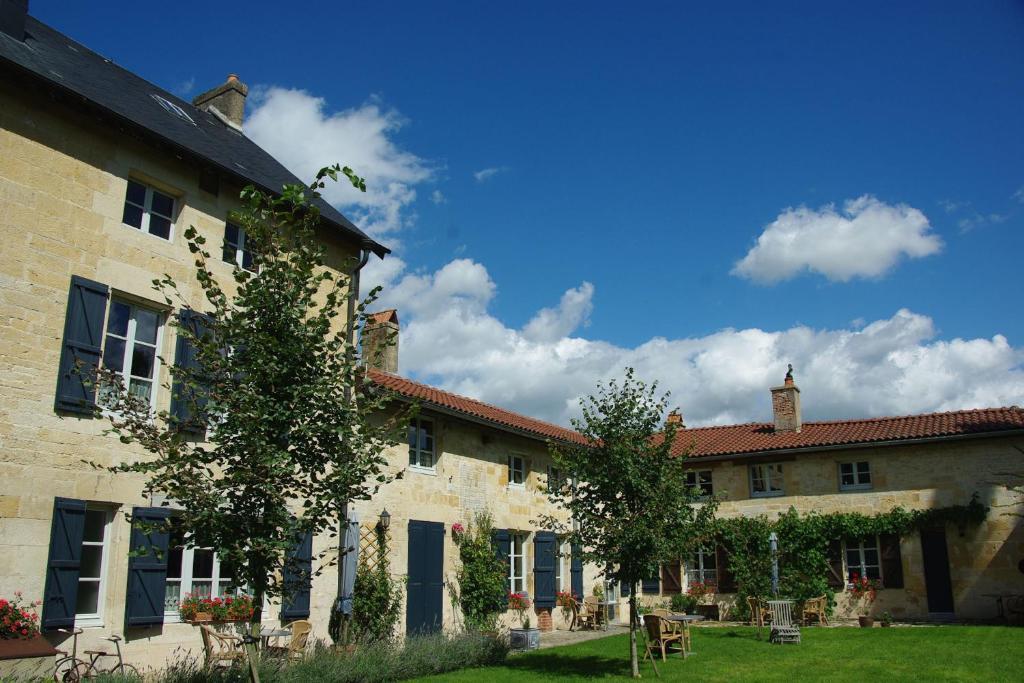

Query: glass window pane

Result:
[408,425,417,449]
[83,509,106,543]
[164,581,181,611]
[76,581,100,615]
[150,191,174,218]
[102,336,126,371]
[840,463,853,476]
[128,378,152,404]
[866,566,881,580]
[122,203,144,228]
[420,451,433,468]
[80,545,103,579]
[225,223,240,246]
[846,548,860,567]
[167,547,183,580]
[107,301,131,336]
[134,308,158,345]
[223,243,237,264]
[857,462,870,475]
[192,549,214,579]
[241,248,255,271]
[126,180,146,206]
[148,215,171,239]
[131,345,156,379]
[841,471,855,486]
[863,548,879,566]
[192,581,212,598]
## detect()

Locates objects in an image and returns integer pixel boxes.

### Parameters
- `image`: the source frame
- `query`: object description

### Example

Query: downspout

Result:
[334,246,372,641]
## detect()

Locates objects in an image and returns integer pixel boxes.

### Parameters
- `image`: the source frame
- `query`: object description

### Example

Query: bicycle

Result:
[53,629,140,681]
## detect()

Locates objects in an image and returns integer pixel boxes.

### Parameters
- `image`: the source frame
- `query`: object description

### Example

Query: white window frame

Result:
[685,547,717,587]
[839,461,872,491]
[122,180,175,241]
[408,417,436,472]
[508,455,525,488]
[749,462,784,498]
[554,539,570,593]
[75,507,112,629]
[685,469,714,498]
[101,299,164,412]
[509,532,527,594]
[845,536,882,584]
[164,542,239,623]
[222,222,258,272]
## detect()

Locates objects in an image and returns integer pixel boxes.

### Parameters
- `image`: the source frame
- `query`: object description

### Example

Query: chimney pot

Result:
[666,409,684,428]
[771,364,801,433]
[362,310,399,374]
[192,74,248,129]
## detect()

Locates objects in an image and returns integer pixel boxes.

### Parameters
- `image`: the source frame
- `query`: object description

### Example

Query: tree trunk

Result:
[629,589,640,678]
[246,561,268,683]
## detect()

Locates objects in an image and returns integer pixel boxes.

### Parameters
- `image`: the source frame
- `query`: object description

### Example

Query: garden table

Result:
[664,614,704,656]
[258,626,291,649]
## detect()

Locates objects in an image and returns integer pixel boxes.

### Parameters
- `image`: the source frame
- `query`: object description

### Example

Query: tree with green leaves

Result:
[91,165,407,639]
[542,368,717,678]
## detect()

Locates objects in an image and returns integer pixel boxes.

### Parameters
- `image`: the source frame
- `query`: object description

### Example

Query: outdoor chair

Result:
[584,596,604,627]
[571,598,596,631]
[642,614,685,662]
[767,600,801,644]
[200,625,245,669]
[801,595,829,626]
[656,609,692,652]
[265,620,312,664]
[747,596,771,627]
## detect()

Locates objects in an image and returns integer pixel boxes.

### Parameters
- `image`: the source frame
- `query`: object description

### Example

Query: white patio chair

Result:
[767,600,801,644]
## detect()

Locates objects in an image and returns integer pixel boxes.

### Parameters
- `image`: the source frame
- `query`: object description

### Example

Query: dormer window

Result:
[122,180,174,240]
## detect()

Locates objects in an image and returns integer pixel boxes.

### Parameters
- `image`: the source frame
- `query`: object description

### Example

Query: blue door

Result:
[407,520,445,634]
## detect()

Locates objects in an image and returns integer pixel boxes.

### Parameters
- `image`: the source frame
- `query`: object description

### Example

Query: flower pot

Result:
[858,616,874,628]
[192,611,213,622]
[0,635,59,680]
[509,627,541,651]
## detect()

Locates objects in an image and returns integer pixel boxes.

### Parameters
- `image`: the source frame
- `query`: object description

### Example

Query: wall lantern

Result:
[378,508,391,532]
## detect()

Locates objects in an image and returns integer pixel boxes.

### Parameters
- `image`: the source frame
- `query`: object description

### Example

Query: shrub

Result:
[670,593,698,614]
[351,550,403,642]
[452,512,508,631]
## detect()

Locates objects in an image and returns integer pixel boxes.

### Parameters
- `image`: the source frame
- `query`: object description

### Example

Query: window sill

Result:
[74,616,104,629]
[839,485,873,493]
[750,491,785,498]
[409,464,437,476]
[506,483,526,491]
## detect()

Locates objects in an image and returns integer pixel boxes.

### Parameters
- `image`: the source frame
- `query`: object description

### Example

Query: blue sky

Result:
[37,1,1024,425]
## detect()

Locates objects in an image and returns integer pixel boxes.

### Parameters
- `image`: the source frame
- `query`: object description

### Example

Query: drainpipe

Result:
[335,246,372,640]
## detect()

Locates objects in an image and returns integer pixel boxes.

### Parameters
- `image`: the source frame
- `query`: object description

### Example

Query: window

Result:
[554,539,570,593]
[508,455,525,487]
[509,533,527,593]
[122,180,175,240]
[686,548,717,586]
[749,463,784,497]
[685,470,713,498]
[408,417,435,470]
[100,299,163,409]
[547,466,563,492]
[222,223,257,272]
[845,537,881,582]
[164,524,238,619]
[151,94,196,125]
[76,507,112,626]
[839,461,872,491]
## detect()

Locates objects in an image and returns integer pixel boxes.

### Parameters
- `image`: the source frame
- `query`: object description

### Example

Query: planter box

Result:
[695,604,720,621]
[858,616,875,628]
[0,635,59,680]
[509,628,540,651]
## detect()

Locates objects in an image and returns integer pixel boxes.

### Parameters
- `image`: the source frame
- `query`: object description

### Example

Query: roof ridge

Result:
[799,406,1023,427]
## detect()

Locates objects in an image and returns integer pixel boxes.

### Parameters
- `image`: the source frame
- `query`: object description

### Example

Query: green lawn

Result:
[418,626,1024,682]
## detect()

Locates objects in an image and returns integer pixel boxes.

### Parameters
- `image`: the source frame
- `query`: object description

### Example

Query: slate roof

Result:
[367,369,587,444]
[669,407,1024,459]
[0,14,388,258]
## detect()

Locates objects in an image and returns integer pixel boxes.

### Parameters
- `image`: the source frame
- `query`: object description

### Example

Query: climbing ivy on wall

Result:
[713,494,988,617]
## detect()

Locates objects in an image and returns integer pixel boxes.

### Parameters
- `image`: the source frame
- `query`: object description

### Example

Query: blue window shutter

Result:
[125,507,171,627]
[570,543,584,601]
[642,574,660,595]
[281,531,313,619]
[492,528,511,566]
[42,497,87,630]
[170,310,212,435]
[533,532,556,609]
[54,276,108,415]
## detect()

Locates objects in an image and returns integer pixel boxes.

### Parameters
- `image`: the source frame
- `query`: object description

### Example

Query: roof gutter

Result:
[679,428,1024,466]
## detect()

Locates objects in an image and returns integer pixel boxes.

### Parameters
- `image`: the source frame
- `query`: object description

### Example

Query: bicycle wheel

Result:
[53,657,88,682]
[111,663,141,679]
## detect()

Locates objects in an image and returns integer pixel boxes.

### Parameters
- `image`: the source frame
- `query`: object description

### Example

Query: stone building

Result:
[636,372,1024,622]
[0,4,599,669]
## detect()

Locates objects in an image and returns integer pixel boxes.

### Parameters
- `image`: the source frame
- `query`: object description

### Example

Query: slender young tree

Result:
[91,165,407,636]
[542,368,717,678]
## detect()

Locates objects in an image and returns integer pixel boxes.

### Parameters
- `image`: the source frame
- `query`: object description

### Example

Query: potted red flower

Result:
[0,592,58,680]
[848,573,882,627]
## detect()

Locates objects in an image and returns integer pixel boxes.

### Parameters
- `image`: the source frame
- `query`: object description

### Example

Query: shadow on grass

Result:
[505,653,633,679]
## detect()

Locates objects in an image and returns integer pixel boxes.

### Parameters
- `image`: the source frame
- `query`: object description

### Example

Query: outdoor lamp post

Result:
[769,531,779,596]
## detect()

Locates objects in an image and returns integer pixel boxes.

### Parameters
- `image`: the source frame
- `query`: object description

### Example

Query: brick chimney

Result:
[192,74,248,130]
[666,409,684,428]
[362,310,399,374]
[770,364,801,433]
[0,0,29,41]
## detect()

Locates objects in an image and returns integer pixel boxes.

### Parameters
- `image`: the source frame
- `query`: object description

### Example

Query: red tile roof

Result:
[367,369,587,444]
[671,407,1024,459]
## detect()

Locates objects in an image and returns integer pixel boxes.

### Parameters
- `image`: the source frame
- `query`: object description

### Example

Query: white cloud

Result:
[244,88,431,238]
[473,167,506,183]
[958,213,1007,233]
[430,189,446,205]
[368,258,1024,428]
[938,199,968,213]
[175,77,195,96]
[732,195,943,284]
[1014,186,1024,204]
